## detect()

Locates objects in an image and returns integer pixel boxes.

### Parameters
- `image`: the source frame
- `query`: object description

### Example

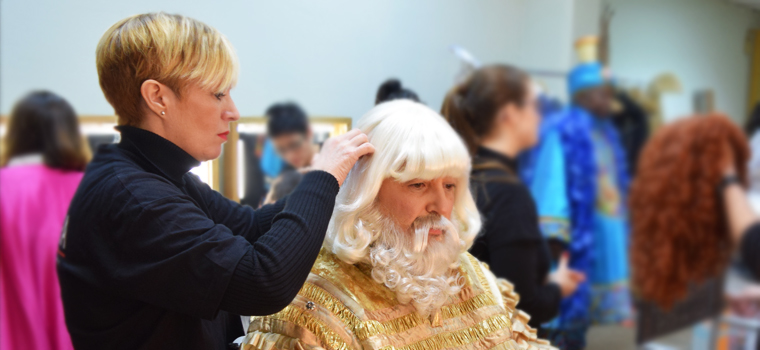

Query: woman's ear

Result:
[140,79,171,119]
[495,103,514,127]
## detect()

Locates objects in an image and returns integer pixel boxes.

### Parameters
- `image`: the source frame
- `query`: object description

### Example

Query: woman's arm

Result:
[721,176,760,279]
[218,171,339,316]
[200,130,374,243]
[527,130,572,247]
[722,178,759,245]
[488,240,562,326]
[483,184,563,326]
[90,170,337,320]
[197,172,316,244]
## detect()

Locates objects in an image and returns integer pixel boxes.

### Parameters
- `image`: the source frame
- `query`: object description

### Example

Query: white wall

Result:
[1,0,576,121]
[572,0,603,43]
[608,0,760,122]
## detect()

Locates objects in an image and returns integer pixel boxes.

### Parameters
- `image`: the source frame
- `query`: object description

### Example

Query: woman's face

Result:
[498,81,540,150]
[164,83,240,161]
[516,82,541,148]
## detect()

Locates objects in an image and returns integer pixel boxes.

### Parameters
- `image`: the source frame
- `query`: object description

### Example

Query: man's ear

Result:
[140,79,171,120]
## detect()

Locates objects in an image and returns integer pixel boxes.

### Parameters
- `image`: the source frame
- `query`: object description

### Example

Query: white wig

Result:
[325,100,482,264]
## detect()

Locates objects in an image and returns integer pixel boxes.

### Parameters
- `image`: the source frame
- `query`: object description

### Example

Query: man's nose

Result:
[425,185,452,218]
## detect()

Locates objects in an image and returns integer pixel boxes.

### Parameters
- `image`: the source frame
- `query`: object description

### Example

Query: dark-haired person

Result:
[1,91,89,350]
[693,115,760,321]
[522,62,631,349]
[375,78,420,105]
[263,170,303,205]
[728,104,760,280]
[441,65,584,333]
[57,13,373,349]
[745,103,760,211]
[266,102,318,169]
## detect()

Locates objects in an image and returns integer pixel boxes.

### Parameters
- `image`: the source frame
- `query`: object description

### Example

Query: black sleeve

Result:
[192,174,288,244]
[105,170,338,320]
[741,222,760,280]
[490,241,562,326]
[483,183,562,326]
[219,171,339,316]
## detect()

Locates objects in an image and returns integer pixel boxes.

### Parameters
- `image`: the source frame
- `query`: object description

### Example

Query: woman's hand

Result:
[728,285,760,317]
[549,253,586,297]
[721,140,738,178]
[311,129,375,186]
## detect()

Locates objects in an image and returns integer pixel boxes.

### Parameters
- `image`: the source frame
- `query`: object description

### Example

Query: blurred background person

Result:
[629,113,749,307]
[262,170,303,205]
[745,103,760,213]
[442,64,585,332]
[265,102,318,170]
[375,78,420,105]
[1,91,89,350]
[726,118,760,280]
[610,91,649,176]
[524,61,632,349]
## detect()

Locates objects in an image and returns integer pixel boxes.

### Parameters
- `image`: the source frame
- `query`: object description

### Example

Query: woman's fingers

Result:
[354,142,375,158]
[349,133,369,147]
[558,253,570,270]
[342,129,363,140]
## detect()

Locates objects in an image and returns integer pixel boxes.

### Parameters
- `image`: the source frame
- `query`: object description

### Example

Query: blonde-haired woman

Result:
[57,13,373,349]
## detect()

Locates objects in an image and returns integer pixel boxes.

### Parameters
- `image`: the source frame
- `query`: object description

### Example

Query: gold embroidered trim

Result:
[357,292,501,340]
[468,254,491,291]
[242,330,299,350]
[355,312,426,340]
[294,257,515,349]
[301,281,427,341]
[269,305,351,350]
[396,314,512,350]
[380,312,426,335]
[299,282,361,328]
[539,217,570,243]
[440,292,498,320]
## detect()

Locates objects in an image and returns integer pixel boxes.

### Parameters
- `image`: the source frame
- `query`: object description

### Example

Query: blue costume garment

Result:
[522,105,632,349]
[260,138,286,189]
[588,120,631,324]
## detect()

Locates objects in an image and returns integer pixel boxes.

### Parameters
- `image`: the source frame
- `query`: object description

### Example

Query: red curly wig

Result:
[630,114,749,309]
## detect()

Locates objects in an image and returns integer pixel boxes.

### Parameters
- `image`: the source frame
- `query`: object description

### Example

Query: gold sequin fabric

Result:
[240,249,557,350]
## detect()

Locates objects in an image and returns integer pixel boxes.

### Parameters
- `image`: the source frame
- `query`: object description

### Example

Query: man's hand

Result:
[311,129,375,186]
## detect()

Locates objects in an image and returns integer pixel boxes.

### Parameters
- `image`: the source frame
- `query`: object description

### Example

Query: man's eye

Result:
[214,92,226,100]
[445,184,457,190]
[409,183,425,189]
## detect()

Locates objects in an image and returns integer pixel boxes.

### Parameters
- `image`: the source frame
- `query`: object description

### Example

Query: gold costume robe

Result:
[241,250,556,350]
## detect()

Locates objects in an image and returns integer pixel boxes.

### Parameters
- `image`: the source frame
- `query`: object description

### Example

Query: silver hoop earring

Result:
[161,111,165,115]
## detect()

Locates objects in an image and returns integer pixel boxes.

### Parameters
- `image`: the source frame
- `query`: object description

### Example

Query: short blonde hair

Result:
[96,12,239,126]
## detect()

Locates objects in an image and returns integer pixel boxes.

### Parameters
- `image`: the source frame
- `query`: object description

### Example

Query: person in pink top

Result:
[1,91,89,350]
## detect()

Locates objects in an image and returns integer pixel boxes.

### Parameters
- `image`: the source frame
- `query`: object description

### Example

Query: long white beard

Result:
[363,209,466,317]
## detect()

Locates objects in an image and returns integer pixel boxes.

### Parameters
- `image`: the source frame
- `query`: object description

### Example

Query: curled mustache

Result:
[410,214,454,254]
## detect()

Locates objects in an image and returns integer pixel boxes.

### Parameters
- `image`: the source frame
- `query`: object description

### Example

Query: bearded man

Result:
[240,100,554,350]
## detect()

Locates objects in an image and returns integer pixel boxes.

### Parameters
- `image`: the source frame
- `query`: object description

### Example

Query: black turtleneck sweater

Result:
[57,126,338,350]
[469,147,561,328]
